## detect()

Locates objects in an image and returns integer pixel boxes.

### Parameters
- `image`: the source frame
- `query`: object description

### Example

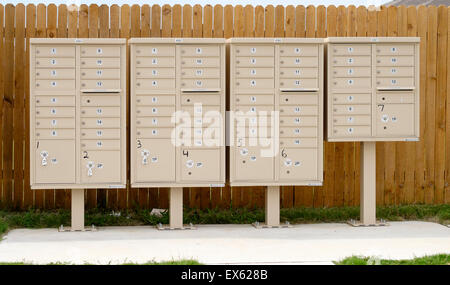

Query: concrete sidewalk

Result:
[0,221,449,265]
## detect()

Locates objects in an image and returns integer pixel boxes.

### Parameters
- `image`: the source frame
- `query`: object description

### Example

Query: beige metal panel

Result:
[280,45,318,56]
[279,116,317,127]
[280,56,318,67]
[81,129,121,140]
[235,56,274,67]
[34,140,76,184]
[80,57,121,68]
[236,67,274,78]
[36,46,75,57]
[35,80,76,91]
[375,103,415,137]
[280,138,318,148]
[81,94,121,106]
[36,118,75,129]
[137,106,175,116]
[135,45,175,56]
[332,77,372,89]
[376,77,414,88]
[376,55,414,66]
[35,57,75,68]
[234,45,274,56]
[279,127,317,138]
[81,117,121,128]
[136,117,175,128]
[181,79,220,89]
[235,78,275,89]
[181,94,221,106]
[331,44,371,55]
[234,145,275,181]
[36,106,75,118]
[180,149,221,182]
[333,93,372,104]
[279,94,318,105]
[136,128,174,139]
[376,66,414,77]
[333,115,371,126]
[181,68,220,78]
[279,105,318,116]
[332,56,371,66]
[376,44,414,55]
[135,78,175,90]
[235,127,273,138]
[80,79,121,90]
[333,104,371,115]
[280,67,318,78]
[36,96,75,107]
[80,46,121,57]
[81,139,121,151]
[376,92,414,104]
[81,69,121,79]
[235,105,274,114]
[36,68,76,79]
[137,95,176,106]
[235,94,274,105]
[332,67,371,77]
[80,151,121,183]
[181,57,220,67]
[279,148,318,180]
[134,139,175,182]
[36,129,75,139]
[137,67,176,78]
[136,57,175,67]
[279,78,318,89]
[81,106,121,117]
[181,46,219,57]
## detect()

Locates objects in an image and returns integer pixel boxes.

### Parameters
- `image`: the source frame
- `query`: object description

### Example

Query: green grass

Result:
[335,254,450,265]
[0,259,202,265]
[0,204,448,236]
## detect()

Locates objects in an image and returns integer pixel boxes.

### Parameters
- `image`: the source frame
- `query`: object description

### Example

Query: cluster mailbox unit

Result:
[129,38,226,229]
[228,38,324,227]
[30,39,127,231]
[326,37,420,225]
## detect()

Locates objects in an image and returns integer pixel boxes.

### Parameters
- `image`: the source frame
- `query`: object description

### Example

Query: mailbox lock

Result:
[141,149,150,165]
[86,161,95,177]
[40,151,49,166]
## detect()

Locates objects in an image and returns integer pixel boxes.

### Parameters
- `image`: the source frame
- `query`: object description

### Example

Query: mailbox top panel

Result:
[129,38,226,44]
[326,37,420,44]
[30,38,126,45]
[227,37,325,44]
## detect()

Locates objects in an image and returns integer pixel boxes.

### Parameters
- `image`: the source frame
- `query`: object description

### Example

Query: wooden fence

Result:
[0,3,449,210]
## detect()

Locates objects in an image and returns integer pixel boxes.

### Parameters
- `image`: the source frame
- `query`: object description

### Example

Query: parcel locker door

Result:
[234,144,274,181]
[135,139,175,182]
[279,148,318,181]
[375,103,415,137]
[180,149,221,182]
[35,140,75,184]
[80,150,121,183]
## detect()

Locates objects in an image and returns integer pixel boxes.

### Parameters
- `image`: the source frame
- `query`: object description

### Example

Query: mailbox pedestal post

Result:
[360,142,376,225]
[265,186,280,227]
[170,187,183,229]
[71,189,85,231]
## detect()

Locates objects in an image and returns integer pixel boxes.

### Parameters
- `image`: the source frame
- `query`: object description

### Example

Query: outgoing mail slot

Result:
[81,57,120,68]
[181,46,219,56]
[279,78,318,89]
[332,44,371,55]
[376,66,414,77]
[36,68,75,79]
[136,117,175,127]
[81,129,121,139]
[35,80,75,91]
[136,67,175,78]
[280,45,318,56]
[137,95,175,106]
[236,67,274,78]
[35,57,75,68]
[376,77,414,88]
[280,127,317,138]
[136,128,173,139]
[376,92,414,104]
[81,46,121,57]
[280,56,318,67]
[81,106,120,117]
[280,67,318,78]
[235,57,274,67]
[333,125,371,137]
[234,45,274,56]
[136,79,175,90]
[36,96,75,107]
[181,149,221,182]
[280,94,318,105]
[136,57,175,67]
[137,106,175,116]
[35,140,75,184]
[235,94,274,105]
[135,45,175,56]
[332,67,371,77]
[234,145,274,181]
[280,105,318,116]
[36,107,75,118]
[332,56,371,66]
[236,78,274,89]
[333,104,371,115]
[36,46,75,57]
[81,79,121,90]
[376,44,414,55]
[333,93,371,104]
[81,69,121,79]
[280,138,318,148]
[82,95,120,107]
[181,94,221,106]
[333,115,371,126]
[182,57,220,67]
[332,77,371,89]
[81,150,121,183]
[81,117,121,128]
[81,139,121,151]
[279,116,317,127]
[135,139,175,182]
[181,79,220,89]
[279,148,317,180]
[181,68,220,78]
[36,118,75,129]
[376,55,414,66]
[36,129,75,139]
[376,104,414,136]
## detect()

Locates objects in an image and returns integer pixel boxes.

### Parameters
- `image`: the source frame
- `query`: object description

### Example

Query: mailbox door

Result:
[135,139,175,182]
[234,144,274,181]
[375,102,415,137]
[80,150,121,183]
[180,149,221,182]
[279,148,318,180]
[35,140,75,184]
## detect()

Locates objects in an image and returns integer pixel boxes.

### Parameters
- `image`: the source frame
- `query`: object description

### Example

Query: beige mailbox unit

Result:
[30,38,127,230]
[129,38,226,229]
[326,37,420,225]
[228,38,324,227]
